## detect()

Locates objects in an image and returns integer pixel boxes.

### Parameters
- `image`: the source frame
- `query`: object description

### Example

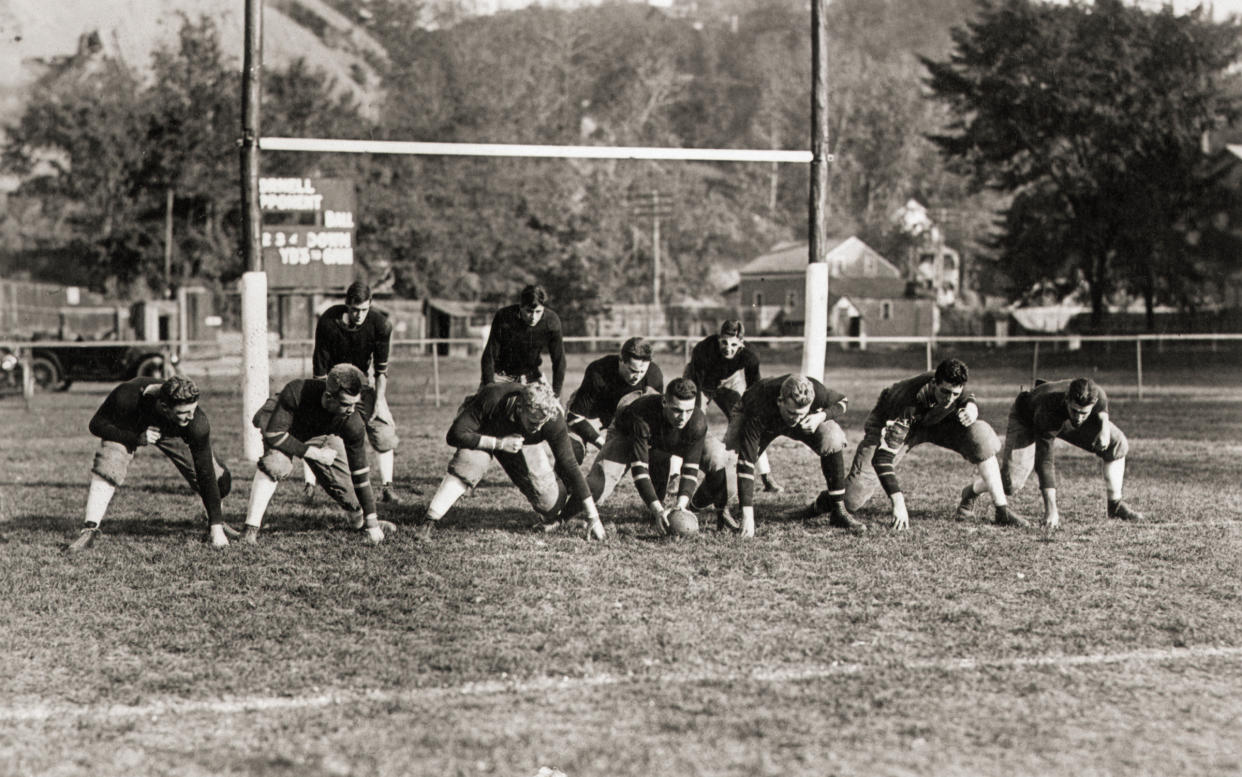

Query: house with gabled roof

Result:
[736,237,938,346]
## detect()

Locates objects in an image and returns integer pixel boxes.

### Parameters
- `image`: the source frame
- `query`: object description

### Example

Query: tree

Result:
[924,0,1242,328]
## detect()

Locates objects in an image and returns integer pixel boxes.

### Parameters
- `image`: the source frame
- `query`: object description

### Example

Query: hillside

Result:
[0,0,388,122]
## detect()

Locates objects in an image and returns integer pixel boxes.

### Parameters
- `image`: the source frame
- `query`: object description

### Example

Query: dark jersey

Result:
[684,335,760,398]
[447,383,590,502]
[89,377,224,525]
[566,355,665,444]
[867,371,977,429]
[312,304,393,380]
[734,374,847,508]
[1018,379,1110,489]
[613,393,707,505]
[480,305,566,395]
[260,379,376,516]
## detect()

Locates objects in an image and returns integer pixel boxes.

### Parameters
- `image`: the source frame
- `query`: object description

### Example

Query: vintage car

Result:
[25,338,172,391]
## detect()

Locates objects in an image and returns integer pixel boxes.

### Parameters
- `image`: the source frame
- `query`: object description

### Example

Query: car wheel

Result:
[30,356,61,391]
[136,355,166,380]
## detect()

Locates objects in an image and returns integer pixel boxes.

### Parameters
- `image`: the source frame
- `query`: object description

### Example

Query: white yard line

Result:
[3,644,1241,724]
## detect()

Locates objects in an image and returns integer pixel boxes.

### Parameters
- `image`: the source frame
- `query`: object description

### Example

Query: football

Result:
[666,508,699,537]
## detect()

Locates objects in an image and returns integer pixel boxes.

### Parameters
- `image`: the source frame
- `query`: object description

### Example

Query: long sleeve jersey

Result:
[683,335,760,399]
[868,372,977,497]
[612,393,707,506]
[566,355,665,445]
[89,377,224,525]
[311,304,392,380]
[260,379,377,516]
[1018,378,1110,490]
[733,375,848,508]
[447,382,590,503]
[479,305,566,395]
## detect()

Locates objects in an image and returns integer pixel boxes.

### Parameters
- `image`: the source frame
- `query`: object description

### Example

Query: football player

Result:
[480,284,566,397]
[565,377,736,534]
[68,375,234,552]
[565,336,664,463]
[299,281,412,503]
[726,374,862,537]
[685,320,782,493]
[415,382,605,540]
[243,364,394,545]
[957,377,1142,530]
[843,358,1024,531]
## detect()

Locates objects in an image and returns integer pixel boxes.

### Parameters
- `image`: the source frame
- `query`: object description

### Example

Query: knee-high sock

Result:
[976,457,1007,507]
[1103,458,1125,501]
[816,451,846,511]
[377,449,395,485]
[427,474,469,521]
[302,459,316,486]
[84,475,116,527]
[246,471,279,528]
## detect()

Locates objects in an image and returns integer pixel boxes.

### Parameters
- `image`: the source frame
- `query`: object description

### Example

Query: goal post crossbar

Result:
[260,137,813,164]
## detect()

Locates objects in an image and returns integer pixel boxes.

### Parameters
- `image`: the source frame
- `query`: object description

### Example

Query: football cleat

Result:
[65,527,99,554]
[828,508,866,532]
[411,514,436,542]
[954,485,978,521]
[1108,501,1144,522]
[716,506,739,532]
[220,523,242,540]
[241,525,261,545]
[780,502,821,522]
[380,485,402,505]
[300,482,317,503]
[994,505,1030,528]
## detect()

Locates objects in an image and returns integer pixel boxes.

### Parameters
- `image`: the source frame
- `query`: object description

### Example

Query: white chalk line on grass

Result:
[3,645,1242,724]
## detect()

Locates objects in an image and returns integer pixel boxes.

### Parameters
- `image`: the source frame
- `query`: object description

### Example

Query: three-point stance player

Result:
[69,375,234,552]
[957,377,1143,530]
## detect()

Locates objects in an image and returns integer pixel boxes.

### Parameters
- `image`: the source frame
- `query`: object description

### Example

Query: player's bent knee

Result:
[963,421,1001,462]
[1102,428,1129,461]
[447,448,491,488]
[258,450,294,481]
[91,444,131,488]
[814,421,847,455]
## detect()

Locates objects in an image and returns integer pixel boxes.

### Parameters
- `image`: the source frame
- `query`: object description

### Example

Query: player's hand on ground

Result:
[140,426,162,446]
[739,510,755,538]
[586,514,606,541]
[497,435,525,454]
[649,503,669,535]
[957,403,978,427]
[304,445,337,466]
[1043,508,1060,534]
[890,501,910,531]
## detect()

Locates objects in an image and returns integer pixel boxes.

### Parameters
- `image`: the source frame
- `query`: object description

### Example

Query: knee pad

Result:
[1102,428,1129,461]
[91,444,131,488]
[815,422,848,455]
[965,421,1001,462]
[368,427,399,453]
[258,450,294,481]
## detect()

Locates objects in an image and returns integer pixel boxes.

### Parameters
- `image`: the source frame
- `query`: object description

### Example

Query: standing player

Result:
[843,358,1024,530]
[67,375,234,552]
[243,364,395,545]
[300,281,410,503]
[415,382,605,540]
[685,320,782,493]
[480,284,566,397]
[956,377,1143,530]
[566,377,736,533]
[726,374,862,537]
[565,336,664,463]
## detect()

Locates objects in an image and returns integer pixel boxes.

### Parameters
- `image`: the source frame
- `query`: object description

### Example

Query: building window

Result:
[754,291,764,307]
[784,290,797,310]
[881,301,892,321]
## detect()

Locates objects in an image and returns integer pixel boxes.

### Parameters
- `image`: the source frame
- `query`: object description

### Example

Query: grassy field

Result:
[1,353,1240,777]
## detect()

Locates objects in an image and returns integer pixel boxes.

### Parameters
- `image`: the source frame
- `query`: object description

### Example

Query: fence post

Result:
[21,348,33,410]
[925,338,933,372]
[431,342,441,407]
[684,336,691,363]
[1135,338,1144,400]
[1031,341,1039,386]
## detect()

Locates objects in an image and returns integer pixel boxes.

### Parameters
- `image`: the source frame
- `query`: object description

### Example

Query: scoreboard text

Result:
[260,177,356,290]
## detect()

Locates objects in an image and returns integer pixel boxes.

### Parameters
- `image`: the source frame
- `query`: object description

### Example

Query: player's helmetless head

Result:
[663,378,698,429]
[1065,378,1099,427]
[519,285,548,326]
[618,337,653,385]
[777,375,815,425]
[516,382,561,433]
[323,364,366,417]
[344,281,372,327]
[717,320,744,359]
[932,358,969,405]
[157,376,200,427]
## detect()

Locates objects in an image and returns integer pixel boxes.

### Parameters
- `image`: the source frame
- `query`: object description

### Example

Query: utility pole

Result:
[802,0,832,381]
[240,0,268,462]
[627,187,673,327]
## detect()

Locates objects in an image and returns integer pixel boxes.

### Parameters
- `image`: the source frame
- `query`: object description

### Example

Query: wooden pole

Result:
[800,0,831,382]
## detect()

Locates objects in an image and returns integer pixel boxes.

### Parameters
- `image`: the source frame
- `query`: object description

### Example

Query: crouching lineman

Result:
[416,382,605,540]
[565,336,664,463]
[957,377,1142,531]
[564,378,736,533]
[68,375,234,552]
[843,358,1024,530]
[243,364,395,544]
[728,374,863,538]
